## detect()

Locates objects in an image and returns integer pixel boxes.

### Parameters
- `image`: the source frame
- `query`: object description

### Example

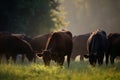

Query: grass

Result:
[0,60,120,80]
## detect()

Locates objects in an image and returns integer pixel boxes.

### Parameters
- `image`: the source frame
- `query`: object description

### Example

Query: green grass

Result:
[0,60,120,80]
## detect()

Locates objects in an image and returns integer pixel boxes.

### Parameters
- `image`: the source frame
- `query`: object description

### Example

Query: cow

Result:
[11,33,32,42]
[1,33,34,63]
[0,32,11,62]
[11,33,25,39]
[38,31,73,67]
[0,35,35,63]
[71,33,90,61]
[11,33,33,62]
[84,29,107,66]
[106,33,120,65]
[27,33,52,63]
[30,33,51,54]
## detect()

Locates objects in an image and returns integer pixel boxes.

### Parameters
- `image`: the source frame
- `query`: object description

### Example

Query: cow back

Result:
[47,31,73,53]
[72,33,90,55]
[30,33,51,52]
[87,30,107,54]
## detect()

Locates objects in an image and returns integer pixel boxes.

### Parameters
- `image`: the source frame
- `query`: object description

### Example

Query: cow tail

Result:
[67,54,71,68]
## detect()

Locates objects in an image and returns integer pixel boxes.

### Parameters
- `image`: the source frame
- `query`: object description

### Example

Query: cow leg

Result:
[98,52,104,65]
[57,56,65,67]
[0,54,2,63]
[110,56,115,64]
[80,55,84,61]
[60,57,65,66]
[5,54,10,64]
[12,54,17,63]
[67,53,71,68]
[43,56,51,66]
[33,54,36,63]
[22,54,25,63]
[71,55,76,61]
[105,52,109,65]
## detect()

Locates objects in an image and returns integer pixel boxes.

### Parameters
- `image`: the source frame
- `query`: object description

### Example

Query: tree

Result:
[0,0,67,35]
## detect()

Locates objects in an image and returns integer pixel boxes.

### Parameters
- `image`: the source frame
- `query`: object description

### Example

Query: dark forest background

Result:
[0,0,120,36]
[0,0,67,36]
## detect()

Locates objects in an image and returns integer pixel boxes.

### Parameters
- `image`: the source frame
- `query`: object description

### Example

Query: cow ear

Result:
[84,55,89,58]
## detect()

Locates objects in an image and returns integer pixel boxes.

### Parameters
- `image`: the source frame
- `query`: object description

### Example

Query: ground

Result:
[0,59,120,80]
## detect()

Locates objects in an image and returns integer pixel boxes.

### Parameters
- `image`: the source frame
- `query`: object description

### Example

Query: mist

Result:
[62,0,120,35]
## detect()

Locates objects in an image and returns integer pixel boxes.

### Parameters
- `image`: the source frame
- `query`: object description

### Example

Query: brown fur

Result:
[71,33,90,61]
[41,31,73,67]
[0,35,35,63]
[30,33,52,53]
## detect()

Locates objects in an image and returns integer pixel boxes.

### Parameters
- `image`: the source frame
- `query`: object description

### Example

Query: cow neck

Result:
[44,33,53,51]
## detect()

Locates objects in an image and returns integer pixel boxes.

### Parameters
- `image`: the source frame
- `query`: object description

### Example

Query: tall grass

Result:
[0,60,120,80]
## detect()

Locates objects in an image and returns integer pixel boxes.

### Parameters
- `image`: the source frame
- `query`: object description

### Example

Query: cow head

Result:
[39,49,52,66]
[84,53,97,66]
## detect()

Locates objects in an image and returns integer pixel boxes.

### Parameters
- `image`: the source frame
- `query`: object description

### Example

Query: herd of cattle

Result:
[0,29,119,67]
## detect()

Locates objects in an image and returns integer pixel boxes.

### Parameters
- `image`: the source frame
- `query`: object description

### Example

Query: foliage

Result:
[0,0,67,35]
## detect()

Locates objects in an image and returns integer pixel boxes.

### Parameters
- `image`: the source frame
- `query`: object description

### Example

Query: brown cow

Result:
[38,31,73,67]
[11,33,25,39]
[71,33,90,61]
[0,32,11,62]
[30,33,52,54]
[1,33,34,63]
[0,35,35,63]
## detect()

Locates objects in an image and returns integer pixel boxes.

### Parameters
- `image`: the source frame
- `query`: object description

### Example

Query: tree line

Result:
[0,0,67,36]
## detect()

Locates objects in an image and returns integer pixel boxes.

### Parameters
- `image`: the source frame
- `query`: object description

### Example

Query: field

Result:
[0,58,120,80]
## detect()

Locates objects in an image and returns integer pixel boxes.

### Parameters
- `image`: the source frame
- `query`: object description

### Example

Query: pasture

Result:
[0,58,120,80]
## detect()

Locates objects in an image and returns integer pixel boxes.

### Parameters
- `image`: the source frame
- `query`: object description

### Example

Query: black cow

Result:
[0,35,35,63]
[106,33,120,65]
[38,31,73,67]
[84,29,107,66]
